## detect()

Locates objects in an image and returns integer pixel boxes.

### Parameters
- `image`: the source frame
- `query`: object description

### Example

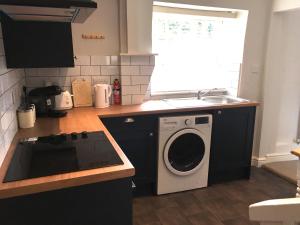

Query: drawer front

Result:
[101,115,157,132]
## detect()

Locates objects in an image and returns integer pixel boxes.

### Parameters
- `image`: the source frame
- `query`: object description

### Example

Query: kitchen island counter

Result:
[0,99,258,199]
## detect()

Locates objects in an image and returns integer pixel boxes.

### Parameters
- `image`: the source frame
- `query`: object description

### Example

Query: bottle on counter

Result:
[113,79,121,105]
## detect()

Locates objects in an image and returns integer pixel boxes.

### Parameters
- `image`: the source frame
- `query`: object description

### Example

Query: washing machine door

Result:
[164,128,206,176]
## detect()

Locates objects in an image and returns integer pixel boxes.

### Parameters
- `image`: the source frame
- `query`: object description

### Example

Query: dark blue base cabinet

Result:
[0,178,132,225]
[101,106,256,196]
[208,107,256,185]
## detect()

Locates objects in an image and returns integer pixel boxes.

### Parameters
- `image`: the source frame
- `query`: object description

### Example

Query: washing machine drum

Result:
[164,129,206,176]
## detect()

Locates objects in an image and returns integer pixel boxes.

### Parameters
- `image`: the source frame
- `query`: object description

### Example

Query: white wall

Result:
[72,0,120,55]
[259,10,300,164]
[0,25,25,166]
[273,0,300,12]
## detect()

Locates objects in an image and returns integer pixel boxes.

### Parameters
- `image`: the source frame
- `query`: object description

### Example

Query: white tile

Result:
[122,85,140,95]
[0,95,5,117]
[25,68,38,76]
[141,84,150,93]
[130,56,150,65]
[4,118,18,152]
[140,66,154,75]
[132,95,144,104]
[75,56,90,66]
[91,56,110,65]
[150,56,156,65]
[110,75,121,85]
[92,76,111,85]
[48,77,71,87]
[25,77,44,87]
[0,56,8,75]
[131,76,151,85]
[101,66,119,75]
[121,76,131,85]
[121,95,132,105]
[4,90,13,111]
[81,66,100,76]
[37,68,60,76]
[121,56,130,65]
[1,109,13,131]
[0,134,5,166]
[60,66,81,76]
[26,77,71,87]
[121,66,140,75]
[0,39,4,56]
[70,76,91,84]
[110,56,120,65]
[0,24,2,38]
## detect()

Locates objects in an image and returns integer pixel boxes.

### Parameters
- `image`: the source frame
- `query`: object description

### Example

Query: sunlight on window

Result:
[151,7,248,96]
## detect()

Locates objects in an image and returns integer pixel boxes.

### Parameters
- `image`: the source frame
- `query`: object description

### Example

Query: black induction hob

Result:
[3,131,124,183]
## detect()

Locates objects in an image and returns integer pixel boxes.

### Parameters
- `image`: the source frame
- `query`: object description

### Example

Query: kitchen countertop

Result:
[0,99,259,199]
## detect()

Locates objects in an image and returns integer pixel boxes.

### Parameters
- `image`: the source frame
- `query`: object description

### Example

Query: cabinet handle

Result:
[149,132,154,137]
[218,110,222,115]
[124,117,135,123]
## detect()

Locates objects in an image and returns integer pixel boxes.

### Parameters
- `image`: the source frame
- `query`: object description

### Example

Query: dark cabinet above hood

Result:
[0,0,97,23]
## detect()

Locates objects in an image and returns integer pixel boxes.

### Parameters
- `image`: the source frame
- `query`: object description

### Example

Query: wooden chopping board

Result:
[72,79,93,107]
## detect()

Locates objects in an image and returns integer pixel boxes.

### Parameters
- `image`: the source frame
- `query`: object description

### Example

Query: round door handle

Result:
[218,110,222,115]
[149,132,154,137]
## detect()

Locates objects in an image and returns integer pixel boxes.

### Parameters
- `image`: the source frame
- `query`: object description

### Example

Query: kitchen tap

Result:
[197,89,213,99]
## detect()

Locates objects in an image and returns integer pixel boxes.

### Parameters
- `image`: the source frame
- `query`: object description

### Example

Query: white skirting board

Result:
[252,152,298,167]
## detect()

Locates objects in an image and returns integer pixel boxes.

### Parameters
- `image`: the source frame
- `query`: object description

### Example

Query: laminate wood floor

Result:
[133,167,296,225]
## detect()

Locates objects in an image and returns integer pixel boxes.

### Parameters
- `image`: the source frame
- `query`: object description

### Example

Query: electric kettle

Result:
[94,84,112,108]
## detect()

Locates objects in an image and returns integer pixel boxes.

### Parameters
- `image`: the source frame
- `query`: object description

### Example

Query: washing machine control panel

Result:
[195,117,209,124]
[185,119,192,126]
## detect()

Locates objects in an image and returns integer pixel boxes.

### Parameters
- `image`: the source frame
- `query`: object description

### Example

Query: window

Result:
[151,3,248,96]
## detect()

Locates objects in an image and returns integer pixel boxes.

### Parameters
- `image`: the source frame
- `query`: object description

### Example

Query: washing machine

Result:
[157,114,212,195]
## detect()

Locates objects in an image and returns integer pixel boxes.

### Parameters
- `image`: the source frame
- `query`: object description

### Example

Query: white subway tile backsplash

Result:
[0,56,8,75]
[1,108,13,132]
[121,76,131,85]
[132,95,144,104]
[140,66,154,75]
[131,76,151,85]
[75,56,90,66]
[121,66,140,75]
[3,118,18,152]
[0,39,4,56]
[101,66,119,75]
[141,84,150,93]
[150,56,155,66]
[110,75,121,84]
[37,68,60,76]
[110,56,120,65]
[121,56,130,65]
[70,76,91,84]
[130,56,150,65]
[91,56,110,66]
[60,66,81,76]
[122,85,140,95]
[121,95,132,105]
[92,76,111,85]
[81,66,100,76]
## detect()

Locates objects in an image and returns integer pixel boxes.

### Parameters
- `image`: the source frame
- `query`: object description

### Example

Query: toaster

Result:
[55,90,73,110]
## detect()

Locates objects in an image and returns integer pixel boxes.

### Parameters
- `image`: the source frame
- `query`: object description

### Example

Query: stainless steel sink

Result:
[163,96,248,108]
[200,96,248,104]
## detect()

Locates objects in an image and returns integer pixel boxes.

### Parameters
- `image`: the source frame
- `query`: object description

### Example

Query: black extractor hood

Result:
[0,0,97,23]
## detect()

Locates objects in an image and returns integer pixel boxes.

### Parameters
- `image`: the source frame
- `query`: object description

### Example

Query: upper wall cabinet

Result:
[0,0,97,23]
[273,0,300,12]
[123,0,153,54]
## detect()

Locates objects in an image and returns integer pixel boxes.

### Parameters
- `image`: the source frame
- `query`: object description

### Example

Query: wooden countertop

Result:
[292,149,300,158]
[0,99,259,199]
